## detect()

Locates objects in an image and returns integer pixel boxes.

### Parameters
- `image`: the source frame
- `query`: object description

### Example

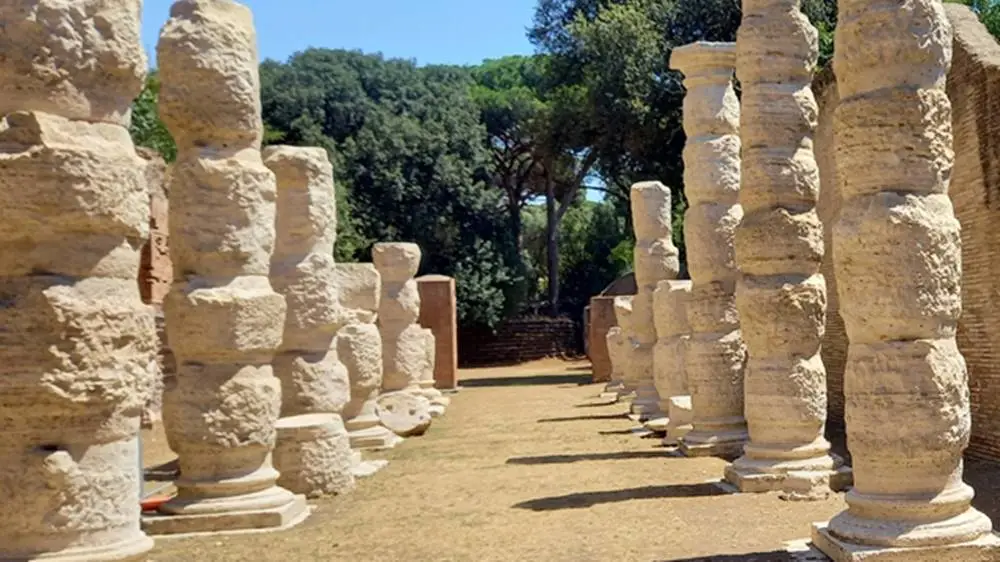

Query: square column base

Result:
[811,523,1000,562]
[724,465,853,499]
[142,495,309,537]
[679,438,745,460]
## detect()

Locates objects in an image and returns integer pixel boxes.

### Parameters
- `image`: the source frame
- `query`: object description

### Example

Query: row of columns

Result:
[607,0,1000,559]
[0,0,455,558]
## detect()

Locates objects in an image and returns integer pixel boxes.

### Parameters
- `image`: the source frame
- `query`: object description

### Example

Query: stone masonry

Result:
[630,182,680,429]
[812,0,1000,559]
[654,280,694,446]
[265,145,355,498]
[726,2,847,499]
[146,0,308,535]
[336,263,402,453]
[0,1,157,558]
[417,275,459,390]
[669,42,749,458]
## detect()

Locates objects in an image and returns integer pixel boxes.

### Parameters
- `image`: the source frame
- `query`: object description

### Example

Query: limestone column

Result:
[147,0,307,535]
[613,296,639,406]
[606,326,629,400]
[630,182,680,427]
[654,280,694,446]
[265,145,355,498]
[813,0,1000,557]
[374,242,432,435]
[417,328,450,417]
[0,2,156,558]
[669,42,749,458]
[336,263,403,457]
[723,2,847,498]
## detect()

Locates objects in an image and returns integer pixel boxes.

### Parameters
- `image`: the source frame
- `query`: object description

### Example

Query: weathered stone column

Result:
[417,328,450,417]
[724,2,847,499]
[606,326,629,400]
[147,0,307,535]
[336,263,403,456]
[374,242,432,435]
[613,295,640,407]
[670,42,749,458]
[0,2,156,558]
[630,182,680,427]
[654,280,694,446]
[265,145,355,498]
[813,0,1000,558]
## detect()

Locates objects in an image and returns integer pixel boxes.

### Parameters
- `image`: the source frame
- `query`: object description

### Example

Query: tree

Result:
[130,72,177,162]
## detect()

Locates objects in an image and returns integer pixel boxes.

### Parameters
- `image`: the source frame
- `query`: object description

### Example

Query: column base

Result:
[350,450,389,478]
[811,523,1000,562]
[679,429,748,459]
[643,415,669,435]
[724,462,852,500]
[142,490,309,537]
[663,424,692,446]
[20,534,153,562]
[349,425,404,450]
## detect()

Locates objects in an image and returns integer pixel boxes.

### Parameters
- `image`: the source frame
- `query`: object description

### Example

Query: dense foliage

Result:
[129,0,1000,332]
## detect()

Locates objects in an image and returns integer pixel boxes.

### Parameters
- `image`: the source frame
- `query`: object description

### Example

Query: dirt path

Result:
[146,359,1000,561]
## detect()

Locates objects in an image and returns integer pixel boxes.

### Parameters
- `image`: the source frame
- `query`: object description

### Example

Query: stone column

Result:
[724,2,847,499]
[613,296,639,406]
[669,42,749,458]
[374,242,432,435]
[0,2,156,558]
[654,280,694,446]
[630,182,680,427]
[147,0,307,535]
[416,328,449,417]
[265,145,354,498]
[813,0,1000,558]
[606,326,629,401]
[336,263,403,456]
[417,274,459,390]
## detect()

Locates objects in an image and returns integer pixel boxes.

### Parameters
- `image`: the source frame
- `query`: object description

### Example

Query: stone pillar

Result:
[669,42,749,458]
[0,2,156,558]
[589,295,619,394]
[147,0,307,535]
[630,182,680,427]
[374,242,432,434]
[606,326,629,401]
[724,2,847,499]
[813,0,1000,558]
[265,145,354,498]
[654,280,694,446]
[414,327,448,417]
[336,263,402,455]
[613,296,639,404]
[416,275,459,390]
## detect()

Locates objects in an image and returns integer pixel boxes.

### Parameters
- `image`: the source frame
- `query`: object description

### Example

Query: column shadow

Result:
[658,552,821,561]
[512,483,726,511]
[538,413,630,423]
[506,450,675,465]
[460,374,593,387]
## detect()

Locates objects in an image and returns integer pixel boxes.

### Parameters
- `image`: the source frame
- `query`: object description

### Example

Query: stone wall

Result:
[458,316,579,367]
[416,275,459,389]
[587,296,617,382]
[815,4,1000,458]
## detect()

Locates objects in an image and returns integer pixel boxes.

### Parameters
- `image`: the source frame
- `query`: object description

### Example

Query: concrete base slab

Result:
[142,494,309,537]
[26,534,154,562]
[679,439,745,460]
[811,523,1000,562]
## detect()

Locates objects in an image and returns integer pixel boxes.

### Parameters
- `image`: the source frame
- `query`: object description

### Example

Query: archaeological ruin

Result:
[10,0,1000,560]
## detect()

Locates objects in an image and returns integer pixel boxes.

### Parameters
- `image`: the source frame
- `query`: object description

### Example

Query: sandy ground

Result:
[144,359,1000,562]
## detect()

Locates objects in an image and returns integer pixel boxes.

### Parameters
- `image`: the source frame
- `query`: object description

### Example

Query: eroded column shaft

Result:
[669,42,749,458]
[813,0,999,557]
[653,280,694,446]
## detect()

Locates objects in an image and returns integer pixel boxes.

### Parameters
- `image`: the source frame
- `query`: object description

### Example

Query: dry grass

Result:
[144,359,1000,562]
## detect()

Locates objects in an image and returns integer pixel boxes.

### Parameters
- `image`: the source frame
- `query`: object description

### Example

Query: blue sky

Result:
[141,0,538,66]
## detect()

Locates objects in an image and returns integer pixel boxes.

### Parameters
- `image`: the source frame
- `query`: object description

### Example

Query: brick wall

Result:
[417,275,459,389]
[587,296,618,383]
[814,5,1000,459]
[458,316,579,367]
[137,147,171,306]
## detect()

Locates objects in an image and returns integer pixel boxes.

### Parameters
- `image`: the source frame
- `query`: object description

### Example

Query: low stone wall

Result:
[458,316,579,367]
[814,4,1000,459]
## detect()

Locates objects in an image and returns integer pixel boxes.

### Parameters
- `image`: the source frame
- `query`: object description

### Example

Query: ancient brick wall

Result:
[458,316,579,367]
[815,5,1000,458]
[587,296,617,382]
[417,275,459,389]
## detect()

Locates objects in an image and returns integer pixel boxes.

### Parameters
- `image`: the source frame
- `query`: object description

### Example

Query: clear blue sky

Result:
[141,0,538,66]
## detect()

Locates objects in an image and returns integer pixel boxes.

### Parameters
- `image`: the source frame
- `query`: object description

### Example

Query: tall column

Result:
[147,0,307,535]
[613,296,639,409]
[336,263,402,455]
[813,0,1000,558]
[374,242,432,436]
[654,280,694,446]
[265,145,355,497]
[669,42,749,458]
[630,182,680,428]
[606,326,629,400]
[724,1,848,498]
[0,2,156,558]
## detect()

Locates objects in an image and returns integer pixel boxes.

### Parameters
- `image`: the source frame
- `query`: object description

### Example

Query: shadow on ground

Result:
[506,450,674,465]
[659,552,815,562]
[537,413,630,423]
[460,374,593,388]
[513,483,726,511]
